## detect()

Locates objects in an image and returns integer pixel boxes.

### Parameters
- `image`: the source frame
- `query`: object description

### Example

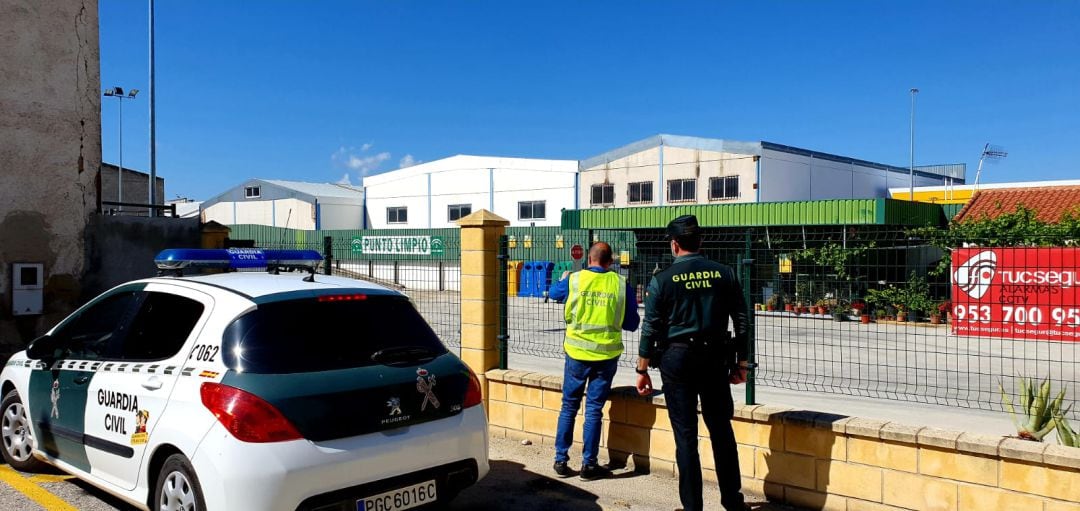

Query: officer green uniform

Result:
[639,215,749,511]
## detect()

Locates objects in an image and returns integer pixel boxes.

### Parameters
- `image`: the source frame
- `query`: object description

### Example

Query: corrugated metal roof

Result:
[561,199,946,229]
[263,180,363,199]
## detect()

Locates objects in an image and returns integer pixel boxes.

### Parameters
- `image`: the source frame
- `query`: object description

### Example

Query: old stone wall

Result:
[0,0,101,353]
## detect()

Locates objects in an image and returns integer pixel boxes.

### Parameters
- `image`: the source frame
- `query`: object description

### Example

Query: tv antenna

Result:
[974,143,1007,190]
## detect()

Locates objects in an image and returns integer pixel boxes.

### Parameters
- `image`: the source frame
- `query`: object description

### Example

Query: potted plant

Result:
[766,293,782,312]
[852,300,869,323]
[875,309,886,321]
[816,298,831,315]
[896,304,908,322]
[931,300,950,324]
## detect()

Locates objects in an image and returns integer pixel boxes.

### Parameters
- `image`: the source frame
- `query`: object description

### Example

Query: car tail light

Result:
[464,368,483,408]
[317,294,367,302]
[200,383,302,443]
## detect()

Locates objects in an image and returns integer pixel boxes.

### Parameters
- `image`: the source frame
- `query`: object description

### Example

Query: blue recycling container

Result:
[519,261,536,297]
[533,261,555,297]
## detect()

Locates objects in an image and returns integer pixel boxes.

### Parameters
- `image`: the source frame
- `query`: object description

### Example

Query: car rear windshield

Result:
[221,295,448,374]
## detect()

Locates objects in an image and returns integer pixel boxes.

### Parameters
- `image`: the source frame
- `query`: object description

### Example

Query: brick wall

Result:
[486,369,1080,511]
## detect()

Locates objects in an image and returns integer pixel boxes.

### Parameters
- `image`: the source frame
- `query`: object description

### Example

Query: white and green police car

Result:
[1,249,488,511]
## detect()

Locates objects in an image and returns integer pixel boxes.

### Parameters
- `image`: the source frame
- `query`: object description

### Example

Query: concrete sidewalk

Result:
[449,436,805,511]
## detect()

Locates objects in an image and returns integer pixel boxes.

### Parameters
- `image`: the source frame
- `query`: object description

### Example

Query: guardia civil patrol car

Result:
[1,249,488,511]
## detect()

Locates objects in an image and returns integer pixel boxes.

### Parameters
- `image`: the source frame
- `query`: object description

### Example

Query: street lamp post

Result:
[103,87,139,212]
[909,87,919,201]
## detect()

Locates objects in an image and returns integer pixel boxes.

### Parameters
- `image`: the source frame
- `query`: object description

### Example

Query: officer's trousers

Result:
[660,344,745,511]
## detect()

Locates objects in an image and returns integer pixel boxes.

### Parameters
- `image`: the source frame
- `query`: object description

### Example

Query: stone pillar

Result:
[456,210,509,411]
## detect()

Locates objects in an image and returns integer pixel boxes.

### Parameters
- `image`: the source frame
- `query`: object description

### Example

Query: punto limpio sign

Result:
[351,236,445,256]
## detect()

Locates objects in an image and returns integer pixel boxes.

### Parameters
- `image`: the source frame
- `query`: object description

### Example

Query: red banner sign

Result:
[952,247,1080,341]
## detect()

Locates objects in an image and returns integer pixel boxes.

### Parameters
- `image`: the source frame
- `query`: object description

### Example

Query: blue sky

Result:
[99,1,1080,201]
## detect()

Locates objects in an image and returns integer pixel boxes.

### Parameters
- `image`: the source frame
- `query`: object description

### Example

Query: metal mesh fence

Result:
[502,230,644,369]
[240,232,461,352]
[501,225,1080,421]
[742,226,1079,420]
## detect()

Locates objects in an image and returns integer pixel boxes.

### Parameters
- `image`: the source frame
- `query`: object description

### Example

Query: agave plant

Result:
[1000,377,1066,441]
[1054,408,1077,447]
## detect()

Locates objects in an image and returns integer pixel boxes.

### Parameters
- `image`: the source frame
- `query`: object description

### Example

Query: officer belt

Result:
[668,335,723,349]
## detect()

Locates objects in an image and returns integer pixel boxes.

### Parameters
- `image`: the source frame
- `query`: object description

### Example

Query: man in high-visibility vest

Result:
[547,242,639,480]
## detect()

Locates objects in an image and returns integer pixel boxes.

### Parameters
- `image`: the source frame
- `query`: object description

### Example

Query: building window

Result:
[244,186,261,199]
[448,204,472,221]
[709,176,740,201]
[667,179,696,203]
[590,184,614,206]
[627,181,653,204]
[387,207,408,224]
[518,201,546,220]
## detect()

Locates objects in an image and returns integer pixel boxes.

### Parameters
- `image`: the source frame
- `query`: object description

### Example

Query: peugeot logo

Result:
[954,250,998,299]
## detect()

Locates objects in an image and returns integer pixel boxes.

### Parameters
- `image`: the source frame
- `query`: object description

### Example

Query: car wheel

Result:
[1,389,47,472]
[154,454,207,511]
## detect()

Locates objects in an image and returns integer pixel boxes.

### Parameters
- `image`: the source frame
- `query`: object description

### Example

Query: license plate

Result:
[357,480,437,511]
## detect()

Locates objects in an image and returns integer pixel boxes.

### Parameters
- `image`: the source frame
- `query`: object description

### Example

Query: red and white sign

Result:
[570,244,584,260]
[952,247,1080,341]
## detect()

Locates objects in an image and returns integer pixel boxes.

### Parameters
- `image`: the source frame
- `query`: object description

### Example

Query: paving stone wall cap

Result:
[538,375,563,391]
[880,422,925,444]
[485,369,510,382]
[519,372,546,387]
[844,418,888,439]
[998,438,1048,463]
[813,414,852,434]
[503,370,529,384]
[780,410,821,427]
[956,432,1005,456]
[733,404,762,420]
[1043,444,1080,470]
[751,405,793,423]
[916,428,964,449]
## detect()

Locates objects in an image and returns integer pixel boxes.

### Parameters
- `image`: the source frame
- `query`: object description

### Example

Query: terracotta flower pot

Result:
[930,314,942,325]
[897,312,907,322]
[785,304,794,312]
[767,305,776,311]
[860,314,871,324]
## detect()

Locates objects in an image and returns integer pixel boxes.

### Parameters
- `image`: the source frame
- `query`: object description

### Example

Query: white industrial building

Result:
[200,179,364,230]
[578,135,964,208]
[362,155,578,228]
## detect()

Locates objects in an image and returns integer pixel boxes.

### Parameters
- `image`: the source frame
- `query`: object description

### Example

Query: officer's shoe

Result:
[579,463,612,481]
[553,461,571,478]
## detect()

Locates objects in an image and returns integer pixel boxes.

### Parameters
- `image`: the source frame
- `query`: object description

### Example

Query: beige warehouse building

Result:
[578,135,962,208]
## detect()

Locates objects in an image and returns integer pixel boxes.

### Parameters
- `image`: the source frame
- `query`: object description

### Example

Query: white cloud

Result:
[336,173,353,185]
[332,145,391,177]
[399,154,417,169]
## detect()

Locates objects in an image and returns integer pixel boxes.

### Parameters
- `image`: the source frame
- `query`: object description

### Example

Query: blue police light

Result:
[154,248,323,271]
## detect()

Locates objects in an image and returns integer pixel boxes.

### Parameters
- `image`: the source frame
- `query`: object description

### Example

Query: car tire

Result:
[1,389,48,472]
[154,453,207,511]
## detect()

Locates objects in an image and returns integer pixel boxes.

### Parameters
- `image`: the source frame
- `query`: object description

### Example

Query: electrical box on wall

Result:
[12,263,44,316]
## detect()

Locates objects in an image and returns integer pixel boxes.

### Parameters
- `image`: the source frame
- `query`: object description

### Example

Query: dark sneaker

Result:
[579,463,611,481]
[553,461,571,477]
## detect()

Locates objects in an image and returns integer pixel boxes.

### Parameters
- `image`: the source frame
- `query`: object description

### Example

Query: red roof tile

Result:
[954,186,1080,223]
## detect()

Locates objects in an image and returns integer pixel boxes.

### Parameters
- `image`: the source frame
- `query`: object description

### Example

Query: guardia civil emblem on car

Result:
[416,368,440,411]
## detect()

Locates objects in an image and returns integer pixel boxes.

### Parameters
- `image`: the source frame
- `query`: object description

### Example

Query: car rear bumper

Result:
[191,405,488,511]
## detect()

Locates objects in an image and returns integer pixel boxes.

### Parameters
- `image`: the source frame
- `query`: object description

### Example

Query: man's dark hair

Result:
[674,234,701,252]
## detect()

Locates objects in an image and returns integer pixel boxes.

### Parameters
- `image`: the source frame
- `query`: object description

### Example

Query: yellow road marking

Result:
[27,474,76,484]
[0,465,78,511]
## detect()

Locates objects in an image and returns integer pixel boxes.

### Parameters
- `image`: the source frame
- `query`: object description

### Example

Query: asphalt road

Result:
[0,437,805,511]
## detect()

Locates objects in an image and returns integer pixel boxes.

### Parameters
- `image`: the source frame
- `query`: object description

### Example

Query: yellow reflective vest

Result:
[563,270,626,361]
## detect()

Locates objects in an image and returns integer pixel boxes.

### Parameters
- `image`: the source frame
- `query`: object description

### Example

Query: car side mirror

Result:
[26,335,64,361]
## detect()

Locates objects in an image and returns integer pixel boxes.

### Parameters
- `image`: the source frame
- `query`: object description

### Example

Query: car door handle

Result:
[141,377,163,391]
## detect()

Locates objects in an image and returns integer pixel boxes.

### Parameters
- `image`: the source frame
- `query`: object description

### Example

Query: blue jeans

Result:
[554,355,619,466]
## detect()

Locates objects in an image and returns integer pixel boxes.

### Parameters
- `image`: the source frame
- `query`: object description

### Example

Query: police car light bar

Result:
[154,248,323,271]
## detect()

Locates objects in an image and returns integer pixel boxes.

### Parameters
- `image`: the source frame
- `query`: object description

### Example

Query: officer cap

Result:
[666,215,700,238]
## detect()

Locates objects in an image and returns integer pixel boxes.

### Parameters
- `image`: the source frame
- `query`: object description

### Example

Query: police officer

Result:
[548,242,639,480]
[635,215,750,511]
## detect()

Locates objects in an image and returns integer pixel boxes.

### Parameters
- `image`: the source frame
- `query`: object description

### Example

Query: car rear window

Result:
[221,295,448,374]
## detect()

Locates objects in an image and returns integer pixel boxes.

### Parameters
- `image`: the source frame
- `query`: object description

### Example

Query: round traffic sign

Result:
[570,244,584,260]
